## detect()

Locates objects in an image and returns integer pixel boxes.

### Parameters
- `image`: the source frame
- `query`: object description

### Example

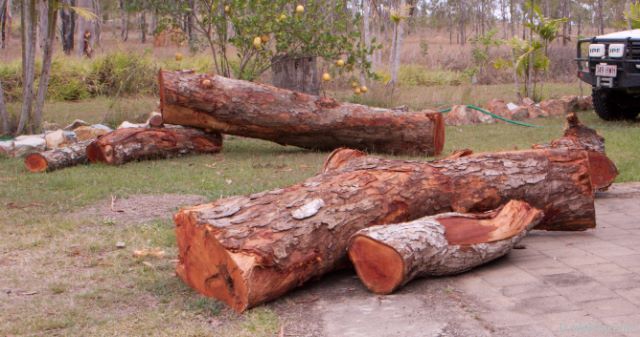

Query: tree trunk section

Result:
[60,0,75,54]
[158,70,444,156]
[175,147,595,312]
[33,0,58,132]
[86,127,222,165]
[0,79,9,134]
[24,139,91,172]
[17,0,37,134]
[348,200,543,294]
[533,113,618,191]
[271,55,320,95]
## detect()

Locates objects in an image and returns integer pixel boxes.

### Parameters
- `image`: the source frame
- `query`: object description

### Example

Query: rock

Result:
[63,119,90,131]
[576,96,593,111]
[13,135,46,157]
[510,106,530,120]
[527,105,549,119]
[44,129,77,149]
[444,105,495,126]
[74,126,111,141]
[117,121,149,129]
[560,95,580,111]
[539,99,568,117]
[486,99,511,118]
[522,97,535,106]
[116,241,126,249]
[91,124,113,132]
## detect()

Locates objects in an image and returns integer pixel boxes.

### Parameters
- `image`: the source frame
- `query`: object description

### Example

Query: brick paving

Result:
[455,183,640,337]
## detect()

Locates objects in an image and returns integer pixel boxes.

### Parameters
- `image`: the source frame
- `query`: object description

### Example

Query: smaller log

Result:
[86,127,222,165]
[348,200,544,295]
[534,113,618,191]
[25,140,92,173]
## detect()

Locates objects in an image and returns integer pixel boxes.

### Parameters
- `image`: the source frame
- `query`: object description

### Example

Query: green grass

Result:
[0,91,638,336]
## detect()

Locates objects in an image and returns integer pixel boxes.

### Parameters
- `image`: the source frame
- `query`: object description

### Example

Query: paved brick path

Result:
[290,183,640,337]
[455,182,640,337]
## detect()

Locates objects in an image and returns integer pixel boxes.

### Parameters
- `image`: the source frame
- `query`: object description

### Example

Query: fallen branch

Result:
[24,139,92,173]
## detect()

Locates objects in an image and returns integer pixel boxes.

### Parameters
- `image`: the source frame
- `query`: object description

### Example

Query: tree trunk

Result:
[175,147,596,312]
[348,200,543,294]
[360,0,372,84]
[533,113,618,191]
[60,0,75,54]
[0,79,9,134]
[158,70,445,155]
[86,127,222,165]
[33,0,58,133]
[24,139,91,172]
[389,0,405,92]
[120,0,128,41]
[17,0,37,134]
[37,0,47,52]
[0,0,7,49]
[91,0,100,45]
[271,55,320,95]
[76,0,94,57]
[139,10,146,43]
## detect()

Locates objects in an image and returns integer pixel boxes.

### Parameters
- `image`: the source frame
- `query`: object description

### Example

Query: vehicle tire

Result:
[592,89,639,121]
[592,89,622,120]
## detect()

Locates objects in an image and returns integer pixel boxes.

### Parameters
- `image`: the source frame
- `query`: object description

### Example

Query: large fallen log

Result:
[533,113,618,191]
[175,147,595,312]
[348,200,543,294]
[158,70,444,155]
[86,127,222,165]
[24,140,92,173]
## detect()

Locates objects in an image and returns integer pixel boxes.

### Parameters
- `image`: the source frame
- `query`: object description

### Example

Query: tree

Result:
[17,0,37,134]
[388,0,407,94]
[60,0,76,54]
[34,0,59,129]
[0,79,9,134]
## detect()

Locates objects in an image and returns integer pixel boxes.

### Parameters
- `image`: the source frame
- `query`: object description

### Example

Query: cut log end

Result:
[24,153,48,173]
[587,151,618,191]
[348,235,405,294]
[175,211,251,313]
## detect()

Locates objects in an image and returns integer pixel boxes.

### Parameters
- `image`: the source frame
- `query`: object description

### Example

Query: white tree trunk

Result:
[37,0,47,52]
[17,0,37,134]
[389,0,405,91]
[76,0,95,57]
[360,0,372,84]
[33,0,58,131]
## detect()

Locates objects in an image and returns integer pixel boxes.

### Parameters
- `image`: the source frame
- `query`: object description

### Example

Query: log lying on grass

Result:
[24,140,92,173]
[175,147,595,312]
[348,200,543,294]
[533,113,618,191]
[158,70,444,155]
[87,127,222,165]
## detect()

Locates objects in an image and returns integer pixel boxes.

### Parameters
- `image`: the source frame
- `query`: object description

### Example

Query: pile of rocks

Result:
[444,95,593,126]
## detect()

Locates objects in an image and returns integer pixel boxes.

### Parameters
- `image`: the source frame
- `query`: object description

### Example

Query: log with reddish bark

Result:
[24,139,92,173]
[533,113,618,191]
[86,127,222,165]
[158,70,444,155]
[175,147,595,312]
[348,200,543,294]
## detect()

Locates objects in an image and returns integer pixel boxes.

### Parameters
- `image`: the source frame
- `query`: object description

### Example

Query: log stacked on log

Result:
[25,140,93,173]
[175,146,596,312]
[533,113,618,191]
[86,127,223,165]
[158,70,444,155]
[348,200,544,294]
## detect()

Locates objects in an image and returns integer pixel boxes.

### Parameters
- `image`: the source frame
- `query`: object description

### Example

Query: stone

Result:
[44,129,76,149]
[444,105,495,126]
[117,121,149,129]
[63,119,90,131]
[539,99,569,117]
[577,96,594,111]
[486,99,511,118]
[74,125,111,141]
[527,104,548,119]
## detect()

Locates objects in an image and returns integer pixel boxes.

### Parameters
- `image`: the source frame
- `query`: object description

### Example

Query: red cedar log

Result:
[24,139,92,173]
[533,113,618,191]
[158,70,444,155]
[348,200,544,294]
[175,148,595,312]
[86,127,222,165]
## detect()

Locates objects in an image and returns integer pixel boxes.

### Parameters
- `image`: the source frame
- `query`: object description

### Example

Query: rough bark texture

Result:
[86,127,222,165]
[533,113,618,191]
[348,200,544,294]
[60,0,75,54]
[175,147,595,312]
[25,139,91,172]
[158,70,444,156]
[34,0,58,131]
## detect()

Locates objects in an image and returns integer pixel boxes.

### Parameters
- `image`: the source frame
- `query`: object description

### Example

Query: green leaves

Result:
[625,2,640,29]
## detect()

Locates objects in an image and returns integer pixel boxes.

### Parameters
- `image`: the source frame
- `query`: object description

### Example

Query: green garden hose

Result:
[437,104,542,128]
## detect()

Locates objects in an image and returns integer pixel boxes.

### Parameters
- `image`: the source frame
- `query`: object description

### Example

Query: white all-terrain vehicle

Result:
[577,29,640,120]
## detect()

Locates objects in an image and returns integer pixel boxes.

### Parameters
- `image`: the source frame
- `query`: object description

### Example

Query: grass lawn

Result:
[0,93,638,336]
